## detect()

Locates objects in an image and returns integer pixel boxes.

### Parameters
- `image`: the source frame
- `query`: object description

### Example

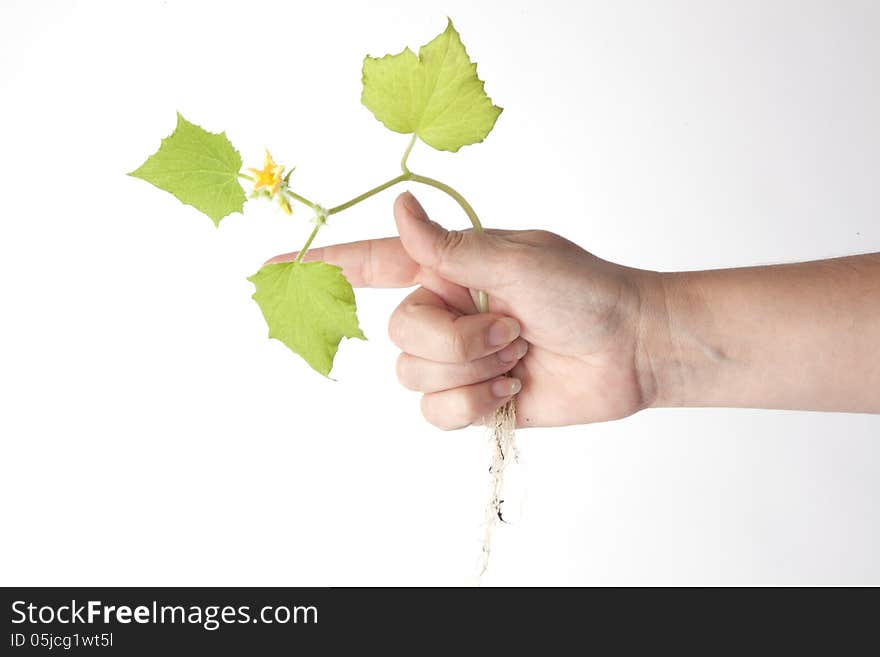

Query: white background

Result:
[1,0,878,585]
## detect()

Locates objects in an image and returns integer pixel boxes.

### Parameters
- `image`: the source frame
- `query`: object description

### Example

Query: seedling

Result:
[130,19,515,574]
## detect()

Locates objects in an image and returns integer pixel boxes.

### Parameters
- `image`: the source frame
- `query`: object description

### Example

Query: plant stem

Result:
[327,174,409,215]
[294,224,321,264]
[285,189,320,211]
[407,173,484,232]
[238,172,254,181]
[326,172,483,232]
[400,134,417,174]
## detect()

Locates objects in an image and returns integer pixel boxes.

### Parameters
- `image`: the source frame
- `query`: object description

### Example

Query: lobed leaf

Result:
[248,261,366,376]
[361,19,503,152]
[129,113,246,226]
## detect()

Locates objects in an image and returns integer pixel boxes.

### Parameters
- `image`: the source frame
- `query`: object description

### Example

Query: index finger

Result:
[266,236,418,288]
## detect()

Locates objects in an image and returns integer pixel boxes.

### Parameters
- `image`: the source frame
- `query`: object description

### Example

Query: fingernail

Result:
[488,318,520,347]
[492,377,522,398]
[498,340,528,363]
[401,191,427,221]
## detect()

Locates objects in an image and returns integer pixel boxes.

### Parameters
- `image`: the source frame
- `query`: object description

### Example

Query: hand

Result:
[269,192,663,429]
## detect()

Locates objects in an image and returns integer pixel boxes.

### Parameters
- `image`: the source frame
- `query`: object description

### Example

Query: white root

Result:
[479,397,517,575]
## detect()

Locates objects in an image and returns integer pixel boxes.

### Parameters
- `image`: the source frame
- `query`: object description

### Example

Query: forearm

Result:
[639,253,880,413]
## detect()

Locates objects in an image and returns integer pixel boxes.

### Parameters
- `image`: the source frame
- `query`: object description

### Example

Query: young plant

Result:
[129,19,515,573]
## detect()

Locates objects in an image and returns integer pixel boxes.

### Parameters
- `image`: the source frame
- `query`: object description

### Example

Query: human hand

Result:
[268,192,664,429]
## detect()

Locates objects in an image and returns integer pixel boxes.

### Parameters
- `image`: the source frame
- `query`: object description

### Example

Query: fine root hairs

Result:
[480,397,517,575]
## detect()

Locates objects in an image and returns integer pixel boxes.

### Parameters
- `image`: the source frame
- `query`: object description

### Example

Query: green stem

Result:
[238,172,253,181]
[327,172,483,232]
[285,188,319,211]
[327,174,409,215]
[400,134,417,174]
[294,224,321,264]
[407,173,484,232]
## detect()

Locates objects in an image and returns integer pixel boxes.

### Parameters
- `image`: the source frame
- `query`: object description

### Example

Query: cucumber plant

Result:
[130,19,514,573]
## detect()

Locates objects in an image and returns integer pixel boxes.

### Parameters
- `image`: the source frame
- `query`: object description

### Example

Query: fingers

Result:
[420,376,523,431]
[390,284,528,430]
[266,237,418,288]
[389,287,520,363]
[397,338,528,393]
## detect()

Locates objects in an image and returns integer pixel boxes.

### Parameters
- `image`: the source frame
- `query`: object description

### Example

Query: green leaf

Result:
[361,19,503,152]
[128,113,246,226]
[248,261,366,376]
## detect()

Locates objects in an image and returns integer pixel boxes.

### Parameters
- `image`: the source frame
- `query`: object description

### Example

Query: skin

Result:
[268,192,880,429]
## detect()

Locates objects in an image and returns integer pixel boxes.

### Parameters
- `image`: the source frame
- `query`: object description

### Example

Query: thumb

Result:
[394,191,502,290]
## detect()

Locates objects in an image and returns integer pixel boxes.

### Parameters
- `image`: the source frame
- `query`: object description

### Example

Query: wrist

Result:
[632,269,699,410]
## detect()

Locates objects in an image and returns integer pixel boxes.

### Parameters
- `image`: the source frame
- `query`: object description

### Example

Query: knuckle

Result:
[461,393,483,422]
[492,354,512,375]
[470,355,497,380]
[387,307,406,348]
[448,328,469,363]
[529,229,555,241]
[435,229,466,264]
[487,238,540,276]
[517,240,545,267]
[395,353,419,390]
[421,394,465,431]
[420,396,448,430]
[360,239,376,287]
[448,389,480,426]
[465,359,485,382]
[517,229,556,247]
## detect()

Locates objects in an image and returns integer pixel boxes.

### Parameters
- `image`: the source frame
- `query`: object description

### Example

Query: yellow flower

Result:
[248,149,286,196]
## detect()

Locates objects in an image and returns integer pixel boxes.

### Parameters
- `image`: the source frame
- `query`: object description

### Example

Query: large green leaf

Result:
[249,261,366,376]
[361,19,503,152]
[128,113,245,226]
